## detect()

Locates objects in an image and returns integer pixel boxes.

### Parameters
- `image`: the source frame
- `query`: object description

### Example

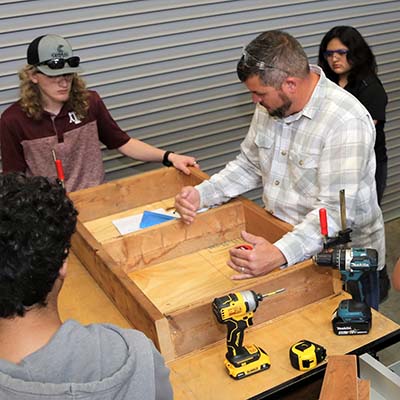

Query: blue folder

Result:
[139,210,176,229]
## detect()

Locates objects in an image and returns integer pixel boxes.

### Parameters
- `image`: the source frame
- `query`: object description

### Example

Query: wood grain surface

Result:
[58,252,130,328]
[319,355,370,400]
[167,294,398,400]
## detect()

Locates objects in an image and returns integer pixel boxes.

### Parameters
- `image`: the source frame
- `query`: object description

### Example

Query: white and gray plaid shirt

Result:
[197,66,385,269]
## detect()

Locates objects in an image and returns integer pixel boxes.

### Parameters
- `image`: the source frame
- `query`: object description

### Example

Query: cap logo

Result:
[51,44,69,59]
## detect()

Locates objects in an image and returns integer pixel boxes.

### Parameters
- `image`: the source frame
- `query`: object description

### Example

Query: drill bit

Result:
[261,288,286,298]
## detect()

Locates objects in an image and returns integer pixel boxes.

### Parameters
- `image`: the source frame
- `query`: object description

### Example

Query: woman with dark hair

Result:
[318,26,388,205]
[319,26,390,304]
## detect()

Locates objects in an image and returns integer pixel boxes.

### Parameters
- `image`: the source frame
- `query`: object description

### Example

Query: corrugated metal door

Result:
[0,0,399,219]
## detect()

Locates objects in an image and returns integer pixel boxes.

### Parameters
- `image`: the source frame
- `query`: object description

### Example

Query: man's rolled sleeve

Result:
[274,235,305,267]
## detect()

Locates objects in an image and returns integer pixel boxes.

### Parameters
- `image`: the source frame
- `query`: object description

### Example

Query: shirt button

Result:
[274,180,280,185]
[281,150,287,156]
[299,160,304,166]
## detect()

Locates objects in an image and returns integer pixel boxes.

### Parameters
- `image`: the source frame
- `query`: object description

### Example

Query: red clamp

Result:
[235,244,253,251]
[319,208,328,236]
[319,208,328,248]
[55,159,65,182]
[52,150,65,189]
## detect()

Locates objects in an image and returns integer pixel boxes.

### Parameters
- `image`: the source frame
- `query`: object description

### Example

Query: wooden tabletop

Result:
[59,251,400,400]
[167,293,400,400]
[58,251,130,328]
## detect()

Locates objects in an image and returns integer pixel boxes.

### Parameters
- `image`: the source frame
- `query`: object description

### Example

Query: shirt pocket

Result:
[288,148,319,196]
[254,133,274,172]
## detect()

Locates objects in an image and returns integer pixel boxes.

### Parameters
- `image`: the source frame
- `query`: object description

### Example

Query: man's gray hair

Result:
[237,30,310,88]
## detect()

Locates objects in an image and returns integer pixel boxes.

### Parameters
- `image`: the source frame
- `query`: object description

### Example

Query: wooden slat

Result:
[103,200,246,271]
[358,379,370,400]
[320,355,359,399]
[319,355,370,400]
[69,167,207,222]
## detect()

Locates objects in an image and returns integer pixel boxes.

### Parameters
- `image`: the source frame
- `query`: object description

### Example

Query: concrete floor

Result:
[377,217,400,366]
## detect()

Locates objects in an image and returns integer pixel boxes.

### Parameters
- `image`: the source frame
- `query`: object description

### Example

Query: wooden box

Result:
[70,168,341,361]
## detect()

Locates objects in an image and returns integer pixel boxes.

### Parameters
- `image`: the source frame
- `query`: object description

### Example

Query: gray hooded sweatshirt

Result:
[0,319,173,399]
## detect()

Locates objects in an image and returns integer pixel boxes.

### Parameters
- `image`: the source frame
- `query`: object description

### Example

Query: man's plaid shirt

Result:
[196,66,385,269]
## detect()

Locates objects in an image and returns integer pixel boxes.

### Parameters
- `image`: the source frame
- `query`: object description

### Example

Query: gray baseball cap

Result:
[27,34,83,76]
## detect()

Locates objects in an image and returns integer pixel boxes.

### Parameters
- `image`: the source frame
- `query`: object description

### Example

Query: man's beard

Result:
[267,92,292,119]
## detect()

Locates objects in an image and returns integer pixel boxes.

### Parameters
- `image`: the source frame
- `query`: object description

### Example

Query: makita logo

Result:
[51,44,68,59]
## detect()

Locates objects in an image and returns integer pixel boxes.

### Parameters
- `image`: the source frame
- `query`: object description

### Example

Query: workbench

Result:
[63,168,400,399]
[59,250,400,399]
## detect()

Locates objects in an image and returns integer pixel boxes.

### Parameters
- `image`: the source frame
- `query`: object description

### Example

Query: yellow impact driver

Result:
[212,289,285,379]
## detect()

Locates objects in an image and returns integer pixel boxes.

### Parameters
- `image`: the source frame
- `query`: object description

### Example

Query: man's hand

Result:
[228,231,287,280]
[174,186,200,224]
[169,153,200,175]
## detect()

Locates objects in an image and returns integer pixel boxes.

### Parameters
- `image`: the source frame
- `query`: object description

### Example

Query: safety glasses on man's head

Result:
[240,49,289,74]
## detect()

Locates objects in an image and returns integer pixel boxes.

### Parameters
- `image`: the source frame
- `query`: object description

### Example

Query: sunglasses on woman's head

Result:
[36,56,80,70]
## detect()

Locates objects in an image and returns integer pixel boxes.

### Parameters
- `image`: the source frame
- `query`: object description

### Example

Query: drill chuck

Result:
[241,290,262,312]
[314,248,378,272]
[314,247,378,304]
[313,251,335,266]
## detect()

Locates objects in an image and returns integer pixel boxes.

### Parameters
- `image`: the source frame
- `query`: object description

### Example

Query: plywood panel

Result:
[59,252,131,328]
[168,294,400,400]
[128,238,248,313]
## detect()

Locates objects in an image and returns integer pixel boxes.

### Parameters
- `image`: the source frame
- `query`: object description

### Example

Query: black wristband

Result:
[162,151,174,167]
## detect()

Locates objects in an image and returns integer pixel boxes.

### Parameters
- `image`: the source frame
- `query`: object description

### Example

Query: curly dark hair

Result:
[318,26,377,84]
[237,30,310,88]
[0,173,78,318]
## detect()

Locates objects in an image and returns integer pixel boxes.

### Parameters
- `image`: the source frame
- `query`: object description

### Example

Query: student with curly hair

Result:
[0,173,172,400]
[0,35,198,192]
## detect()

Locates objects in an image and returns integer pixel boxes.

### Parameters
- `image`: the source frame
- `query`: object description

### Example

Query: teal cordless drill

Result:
[313,190,377,335]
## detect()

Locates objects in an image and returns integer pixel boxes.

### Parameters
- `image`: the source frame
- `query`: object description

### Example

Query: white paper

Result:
[112,208,176,235]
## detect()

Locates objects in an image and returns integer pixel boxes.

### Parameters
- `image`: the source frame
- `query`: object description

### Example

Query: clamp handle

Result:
[319,208,328,236]
[55,159,65,182]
